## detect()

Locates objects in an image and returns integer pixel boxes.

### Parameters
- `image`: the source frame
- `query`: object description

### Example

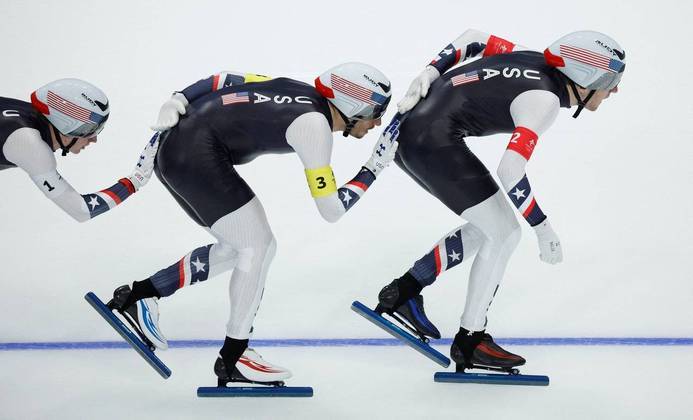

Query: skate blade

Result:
[351,301,450,368]
[434,371,549,386]
[197,386,313,397]
[85,292,172,379]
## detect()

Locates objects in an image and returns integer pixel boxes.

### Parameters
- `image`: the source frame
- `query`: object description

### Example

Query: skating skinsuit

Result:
[397,49,571,221]
[155,72,377,227]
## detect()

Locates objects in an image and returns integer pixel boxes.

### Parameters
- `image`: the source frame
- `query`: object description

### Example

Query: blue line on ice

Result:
[1,337,692,351]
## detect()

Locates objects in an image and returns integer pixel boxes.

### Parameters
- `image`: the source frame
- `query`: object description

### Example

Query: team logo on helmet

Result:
[95,100,109,112]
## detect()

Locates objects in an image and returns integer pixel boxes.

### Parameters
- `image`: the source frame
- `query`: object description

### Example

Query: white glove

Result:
[128,133,161,191]
[397,66,441,114]
[533,219,563,264]
[151,92,188,131]
[364,119,400,177]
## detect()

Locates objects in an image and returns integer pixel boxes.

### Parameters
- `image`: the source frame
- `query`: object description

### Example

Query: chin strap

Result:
[568,80,596,119]
[51,125,78,156]
[334,107,357,137]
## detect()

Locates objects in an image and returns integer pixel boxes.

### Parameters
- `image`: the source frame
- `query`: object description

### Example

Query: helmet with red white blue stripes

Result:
[314,62,391,136]
[544,31,626,91]
[31,78,109,138]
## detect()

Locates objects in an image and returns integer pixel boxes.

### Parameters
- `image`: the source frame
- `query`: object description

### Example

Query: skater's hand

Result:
[533,219,563,264]
[364,120,400,177]
[397,66,440,114]
[151,92,188,131]
[128,133,160,191]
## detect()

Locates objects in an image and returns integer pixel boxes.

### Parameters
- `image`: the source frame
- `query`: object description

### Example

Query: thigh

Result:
[398,127,499,215]
[155,129,255,227]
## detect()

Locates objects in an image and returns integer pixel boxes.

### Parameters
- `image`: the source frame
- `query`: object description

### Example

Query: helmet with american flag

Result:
[314,62,391,136]
[544,31,626,91]
[31,78,110,138]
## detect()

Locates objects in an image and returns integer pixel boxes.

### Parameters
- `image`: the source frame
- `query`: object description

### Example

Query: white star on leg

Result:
[511,188,526,200]
[88,195,100,210]
[191,257,206,273]
[341,190,353,206]
[448,250,461,262]
[448,231,458,239]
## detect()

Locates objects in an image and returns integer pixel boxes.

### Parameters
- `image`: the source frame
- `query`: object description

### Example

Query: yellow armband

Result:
[305,166,337,198]
[244,73,272,83]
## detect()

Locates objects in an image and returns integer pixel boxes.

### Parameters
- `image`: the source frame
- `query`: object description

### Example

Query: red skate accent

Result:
[238,356,282,373]
[477,342,520,360]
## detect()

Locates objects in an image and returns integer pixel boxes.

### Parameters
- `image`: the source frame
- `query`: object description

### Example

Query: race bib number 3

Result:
[305,166,337,198]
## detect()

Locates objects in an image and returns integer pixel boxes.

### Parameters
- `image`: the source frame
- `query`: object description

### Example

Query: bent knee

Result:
[235,233,276,272]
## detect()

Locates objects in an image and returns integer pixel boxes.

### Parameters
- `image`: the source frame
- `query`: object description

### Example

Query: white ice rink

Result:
[2,0,692,419]
[2,343,692,420]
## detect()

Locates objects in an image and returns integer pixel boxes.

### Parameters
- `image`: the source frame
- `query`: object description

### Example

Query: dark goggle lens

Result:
[68,115,108,138]
[354,96,391,121]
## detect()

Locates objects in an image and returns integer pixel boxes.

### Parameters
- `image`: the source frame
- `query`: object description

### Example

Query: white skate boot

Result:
[215,348,292,386]
[109,285,168,351]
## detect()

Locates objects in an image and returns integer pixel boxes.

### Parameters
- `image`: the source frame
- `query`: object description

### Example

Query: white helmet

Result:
[544,30,626,91]
[31,78,109,138]
[315,62,391,135]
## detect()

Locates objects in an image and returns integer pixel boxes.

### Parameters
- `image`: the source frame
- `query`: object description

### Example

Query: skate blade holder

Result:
[197,386,314,397]
[84,292,172,379]
[351,301,450,368]
[434,371,549,386]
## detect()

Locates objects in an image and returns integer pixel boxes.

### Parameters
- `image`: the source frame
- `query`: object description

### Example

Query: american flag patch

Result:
[221,91,250,105]
[331,74,385,105]
[46,91,100,123]
[451,71,480,86]
[559,45,624,73]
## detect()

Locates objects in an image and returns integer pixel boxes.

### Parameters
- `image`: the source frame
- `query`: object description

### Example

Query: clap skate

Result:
[352,275,450,367]
[434,328,549,386]
[106,285,168,352]
[378,294,441,343]
[197,348,313,397]
[84,288,171,378]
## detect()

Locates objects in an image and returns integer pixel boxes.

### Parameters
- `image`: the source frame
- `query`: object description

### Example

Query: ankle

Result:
[124,279,160,308]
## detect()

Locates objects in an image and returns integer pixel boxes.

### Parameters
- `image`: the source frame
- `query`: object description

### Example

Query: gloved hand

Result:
[128,133,160,191]
[397,66,441,114]
[364,119,400,177]
[533,219,563,264]
[151,92,189,131]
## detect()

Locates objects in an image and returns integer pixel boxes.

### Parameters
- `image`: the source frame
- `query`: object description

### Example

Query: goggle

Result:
[587,67,624,91]
[67,113,109,138]
[353,95,391,121]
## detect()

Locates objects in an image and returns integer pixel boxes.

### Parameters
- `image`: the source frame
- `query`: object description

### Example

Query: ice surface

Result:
[1,344,692,420]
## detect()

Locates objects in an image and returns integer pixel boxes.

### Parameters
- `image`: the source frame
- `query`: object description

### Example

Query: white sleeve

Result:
[497,89,560,189]
[3,128,91,222]
[509,90,560,136]
[286,112,346,223]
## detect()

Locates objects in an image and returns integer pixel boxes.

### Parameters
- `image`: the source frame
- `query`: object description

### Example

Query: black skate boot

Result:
[393,295,441,340]
[376,273,440,341]
[450,327,526,374]
[107,284,168,351]
[376,272,423,313]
